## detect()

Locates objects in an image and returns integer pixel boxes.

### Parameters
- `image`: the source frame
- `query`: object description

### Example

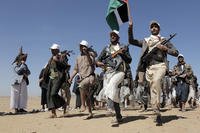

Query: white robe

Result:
[187,85,195,102]
[10,64,30,109]
[10,80,28,109]
[96,71,125,103]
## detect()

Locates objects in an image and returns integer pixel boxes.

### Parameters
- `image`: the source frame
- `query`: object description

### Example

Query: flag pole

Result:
[127,0,133,23]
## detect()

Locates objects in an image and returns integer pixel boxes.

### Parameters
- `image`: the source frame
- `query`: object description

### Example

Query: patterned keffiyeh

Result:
[144,35,165,52]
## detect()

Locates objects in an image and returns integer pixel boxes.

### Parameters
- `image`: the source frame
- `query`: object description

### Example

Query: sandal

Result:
[79,107,86,112]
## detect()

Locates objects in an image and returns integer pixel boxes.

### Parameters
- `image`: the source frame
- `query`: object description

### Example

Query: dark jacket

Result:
[39,68,48,89]
[97,43,132,72]
[14,63,31,85]
[128,25,179,71]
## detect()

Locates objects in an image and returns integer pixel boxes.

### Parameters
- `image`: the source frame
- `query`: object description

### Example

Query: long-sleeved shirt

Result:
[97,43,132,72]
[13,63,30,84]
[128,24,179,68]
[73,54,95,79]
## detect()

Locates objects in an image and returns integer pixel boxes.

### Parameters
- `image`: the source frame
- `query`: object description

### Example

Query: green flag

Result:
[106,0,129,31]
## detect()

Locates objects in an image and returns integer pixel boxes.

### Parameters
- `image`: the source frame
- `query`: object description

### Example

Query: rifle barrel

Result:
[161,33,177,45]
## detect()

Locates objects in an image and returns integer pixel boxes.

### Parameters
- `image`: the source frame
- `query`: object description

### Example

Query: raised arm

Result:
[128,20,143,48]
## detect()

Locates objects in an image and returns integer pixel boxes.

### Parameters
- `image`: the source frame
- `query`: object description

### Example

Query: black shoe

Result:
[156,115,163,126]
[92,107,96,110]
[160,103,165,108]
[19,109,27,113]
[15,108,19,113]
[117,117,123,123]
[144,104,148,110]
[193,102,197,107]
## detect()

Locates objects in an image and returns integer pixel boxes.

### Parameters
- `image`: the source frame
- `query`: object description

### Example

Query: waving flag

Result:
[106,0,129,31]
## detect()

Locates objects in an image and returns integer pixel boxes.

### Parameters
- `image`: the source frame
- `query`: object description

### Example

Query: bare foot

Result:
[49,114,57,118]
[80,106,86,112]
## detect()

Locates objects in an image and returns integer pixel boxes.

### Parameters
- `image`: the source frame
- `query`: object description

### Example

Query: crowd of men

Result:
[10,20,199,127]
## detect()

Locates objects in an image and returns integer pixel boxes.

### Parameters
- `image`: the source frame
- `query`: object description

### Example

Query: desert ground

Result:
[0,96,200,133]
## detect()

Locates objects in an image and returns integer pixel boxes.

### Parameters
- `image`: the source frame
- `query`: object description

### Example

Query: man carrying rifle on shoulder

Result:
[128,19,179,126]
[59,50,72,112]
[44,44,68,118]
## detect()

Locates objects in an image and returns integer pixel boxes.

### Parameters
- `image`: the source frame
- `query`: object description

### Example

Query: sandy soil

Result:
[0,96,200,133]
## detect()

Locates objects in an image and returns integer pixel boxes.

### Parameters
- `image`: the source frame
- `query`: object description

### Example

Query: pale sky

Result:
[0,0,199,96]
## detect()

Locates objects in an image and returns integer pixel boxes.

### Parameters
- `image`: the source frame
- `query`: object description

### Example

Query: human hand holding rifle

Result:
[111,46,127,58]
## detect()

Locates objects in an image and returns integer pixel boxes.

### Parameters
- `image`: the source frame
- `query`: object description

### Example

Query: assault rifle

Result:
[60,50,74,57]
[142,33,177,63]
[87,45,98,57]
[102,54,121,69]
[111,44,129,58]
[12,46,23,65]
[102,44,129,70]
[60,50,74,71]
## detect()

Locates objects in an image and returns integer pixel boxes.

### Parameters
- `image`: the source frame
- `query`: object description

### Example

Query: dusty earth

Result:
[0,96,200,133]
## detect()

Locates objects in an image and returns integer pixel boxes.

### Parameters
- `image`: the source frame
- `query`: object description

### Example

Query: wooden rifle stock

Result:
[111,44,129,58]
